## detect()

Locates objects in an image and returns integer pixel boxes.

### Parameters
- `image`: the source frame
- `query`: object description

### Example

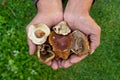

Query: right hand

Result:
[26,0,63,55]
[26,0,63,69]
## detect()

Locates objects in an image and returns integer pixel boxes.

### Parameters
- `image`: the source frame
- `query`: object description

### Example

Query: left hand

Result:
[49,0,101,70]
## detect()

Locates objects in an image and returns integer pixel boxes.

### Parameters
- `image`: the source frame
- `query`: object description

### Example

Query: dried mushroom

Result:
[37,44,55,63]
[49,31,73,59]
[28,23,50,45]
[28,21,90,63]
[53,21,71,35]
[71,30,90,56]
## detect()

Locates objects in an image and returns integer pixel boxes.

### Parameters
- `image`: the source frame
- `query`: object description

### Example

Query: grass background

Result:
[0,0,120,80]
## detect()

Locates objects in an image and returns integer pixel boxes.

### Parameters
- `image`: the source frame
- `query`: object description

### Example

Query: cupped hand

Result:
[48,14,101,70]
[26,0,63,55]
[50,0,101,69]
[61,1,101,69]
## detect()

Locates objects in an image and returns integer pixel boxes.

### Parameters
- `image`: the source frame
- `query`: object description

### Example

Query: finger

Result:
[89,33,100,54]
[61,60,72,68]
[69,54,88,64]
[51,60,58,70]
[27,39,36,55]
[58,59,62,68]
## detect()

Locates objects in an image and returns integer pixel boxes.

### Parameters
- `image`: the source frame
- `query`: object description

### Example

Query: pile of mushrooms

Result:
[28,21,90,63]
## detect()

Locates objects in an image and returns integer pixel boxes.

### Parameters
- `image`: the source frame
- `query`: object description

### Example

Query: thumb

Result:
[27,39,36,55]
[89,33,100,54]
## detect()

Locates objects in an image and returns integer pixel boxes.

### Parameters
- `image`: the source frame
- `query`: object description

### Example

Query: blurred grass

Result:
[0,0,120,80]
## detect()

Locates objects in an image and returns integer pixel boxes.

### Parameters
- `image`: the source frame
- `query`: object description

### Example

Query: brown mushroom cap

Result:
[49,31,73,59]
[33,21,90,63]
[37,44,55,63]
[71,30,90,56]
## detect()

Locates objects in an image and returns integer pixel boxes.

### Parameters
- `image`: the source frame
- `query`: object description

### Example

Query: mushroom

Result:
[53,21,71,35]
[28,23,50,45]
[71,30,90,56]
[28,22,90,63]
[37,44,55,63]
[49,31,73,59]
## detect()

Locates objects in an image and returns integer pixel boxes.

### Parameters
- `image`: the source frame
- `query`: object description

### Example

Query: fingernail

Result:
[46,61,52,66]
[90,50,95,54]
[29,49,33,55]
[29,49,32,55]
[52,66,58,70]
[52,60,58,70]
[29,50,32,55]
[63,60,72,68]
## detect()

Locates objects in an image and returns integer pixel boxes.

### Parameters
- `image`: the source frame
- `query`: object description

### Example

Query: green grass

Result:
[0,0,120,80]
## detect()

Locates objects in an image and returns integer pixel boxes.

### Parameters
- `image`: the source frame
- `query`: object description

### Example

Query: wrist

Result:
[36,0,41,10]
[36,0,47,10]
[68,0,93,13]
[36,0,53,12]
[34,0,39,8]
[36,0,48,12]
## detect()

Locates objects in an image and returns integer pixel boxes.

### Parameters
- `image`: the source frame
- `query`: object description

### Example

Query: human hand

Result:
[26,0,63,55]
[62,0,101,68]
[49,0,101,69]
[64,0,101,54]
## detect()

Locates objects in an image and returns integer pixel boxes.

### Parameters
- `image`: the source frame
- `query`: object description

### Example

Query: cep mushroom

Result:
[71,30,90,56]
[28,21,90,63]
[53,21,71,35]
[28,23,50,45]
[37,44,55,63]
[49,22,73,59]
[49,32,73,59]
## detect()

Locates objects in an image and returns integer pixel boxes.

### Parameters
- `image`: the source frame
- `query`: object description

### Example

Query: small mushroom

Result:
[71,30,90,56]
[53,21,71,35]
[28,23,50,45]
[37,44,55,63]
[49,31,73,59]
